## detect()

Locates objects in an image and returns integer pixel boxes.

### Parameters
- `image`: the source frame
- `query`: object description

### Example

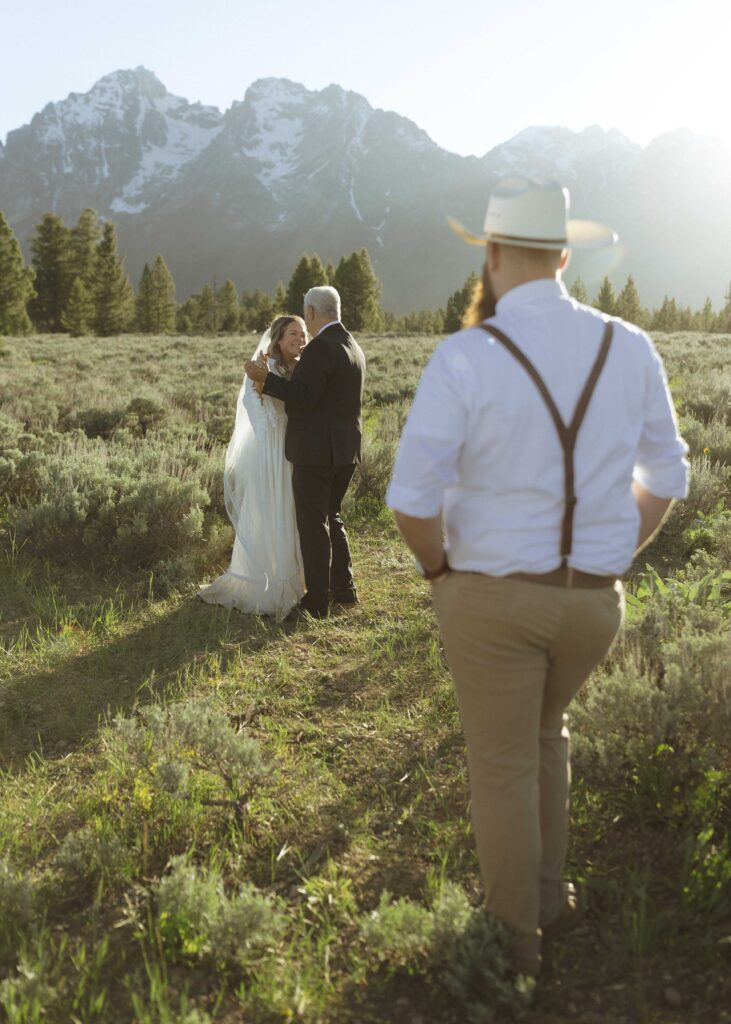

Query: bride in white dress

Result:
[199,316,307,620]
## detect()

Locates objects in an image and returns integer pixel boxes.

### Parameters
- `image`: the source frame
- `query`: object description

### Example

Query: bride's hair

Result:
[267,315,307,376]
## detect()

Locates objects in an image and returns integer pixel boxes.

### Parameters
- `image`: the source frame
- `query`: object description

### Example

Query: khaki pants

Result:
[432,572,624,948]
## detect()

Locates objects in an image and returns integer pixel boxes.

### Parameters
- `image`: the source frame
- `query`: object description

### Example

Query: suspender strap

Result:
[478,320,614,566]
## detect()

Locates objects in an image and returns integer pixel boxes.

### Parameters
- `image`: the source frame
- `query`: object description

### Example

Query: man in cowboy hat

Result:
[386,176,689,977]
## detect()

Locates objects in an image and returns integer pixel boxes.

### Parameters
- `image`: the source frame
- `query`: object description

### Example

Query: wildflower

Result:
[133,776,154,810]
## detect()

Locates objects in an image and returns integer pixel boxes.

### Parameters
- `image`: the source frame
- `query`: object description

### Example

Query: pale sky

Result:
[1,0,730,154]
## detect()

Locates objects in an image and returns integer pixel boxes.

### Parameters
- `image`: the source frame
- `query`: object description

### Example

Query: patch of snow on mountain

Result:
[240,83,307,188]
[349,178,364,222]
[111,118,223,212]
[109,197,147,214]
[307,159,331,179]
[246,114,304,186]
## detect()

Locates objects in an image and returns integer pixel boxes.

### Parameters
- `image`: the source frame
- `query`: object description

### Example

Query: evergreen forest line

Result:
[2,209,731,339]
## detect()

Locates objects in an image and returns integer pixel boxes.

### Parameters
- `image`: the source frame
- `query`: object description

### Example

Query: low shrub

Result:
[0,858,35,956]
[103,701,270,829]
[59,406,126,439]
[573,572,730,791]
[154,856,285,964]
[4,433,222,571]
[358,882,531,1022]
[54,823,132,890]
[349,400,409,510]
[681,414,731,466]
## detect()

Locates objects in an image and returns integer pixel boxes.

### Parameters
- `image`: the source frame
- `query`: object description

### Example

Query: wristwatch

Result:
[414,556,450,580]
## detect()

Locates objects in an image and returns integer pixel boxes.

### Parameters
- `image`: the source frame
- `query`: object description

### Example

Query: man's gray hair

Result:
[304,285,340,320]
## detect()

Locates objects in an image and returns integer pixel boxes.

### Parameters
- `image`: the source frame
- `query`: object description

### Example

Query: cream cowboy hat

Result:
[448,176,618,250]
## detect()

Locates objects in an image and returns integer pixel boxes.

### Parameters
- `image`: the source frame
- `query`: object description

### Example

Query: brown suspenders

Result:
[477,320,614,567]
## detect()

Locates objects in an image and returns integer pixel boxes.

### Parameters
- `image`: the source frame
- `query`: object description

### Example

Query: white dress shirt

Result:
[386,279,689,576]
[314,319,342,338]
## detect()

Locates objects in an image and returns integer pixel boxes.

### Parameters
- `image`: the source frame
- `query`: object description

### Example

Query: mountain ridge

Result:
[1,68,729,312]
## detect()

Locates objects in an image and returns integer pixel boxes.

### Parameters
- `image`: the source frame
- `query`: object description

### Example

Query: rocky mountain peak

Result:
[1,71,729,312]
[87,66,168,102]
[244,77,309,106]
[484,124,639,181]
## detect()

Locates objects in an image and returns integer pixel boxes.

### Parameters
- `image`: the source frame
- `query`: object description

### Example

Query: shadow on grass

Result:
[0,590,283,770]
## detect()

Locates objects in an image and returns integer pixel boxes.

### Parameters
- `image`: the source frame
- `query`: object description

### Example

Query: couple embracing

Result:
[200,286,366,621]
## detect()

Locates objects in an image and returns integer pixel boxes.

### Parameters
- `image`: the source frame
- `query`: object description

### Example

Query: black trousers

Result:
[291,464,356,613]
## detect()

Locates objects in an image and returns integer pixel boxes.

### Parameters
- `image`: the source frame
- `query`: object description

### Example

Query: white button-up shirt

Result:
[314,319,342,338]
[386,279,690,576]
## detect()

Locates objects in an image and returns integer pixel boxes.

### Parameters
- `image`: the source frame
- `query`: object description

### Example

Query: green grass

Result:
[0,331,729,1022]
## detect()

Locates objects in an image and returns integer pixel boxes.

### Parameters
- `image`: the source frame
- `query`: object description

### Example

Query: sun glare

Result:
[613,0,731,149]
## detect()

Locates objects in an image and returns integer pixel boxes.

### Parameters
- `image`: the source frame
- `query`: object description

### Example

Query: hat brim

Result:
[447,216,618,250]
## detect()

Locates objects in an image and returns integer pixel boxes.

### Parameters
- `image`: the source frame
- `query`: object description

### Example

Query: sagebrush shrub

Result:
[0,858,35,951]
[104,701,269,826]
[358,883,529,1022]
[681,414,731,466]
[0,949,58,1020]
[359,891,434,965]
[54,823,132,888]
[59,406,126,439]
[154,856,284,964]
[678,375,731,428]
[5,432,221,570]
[349,401,409,507]
[573,635,729,786]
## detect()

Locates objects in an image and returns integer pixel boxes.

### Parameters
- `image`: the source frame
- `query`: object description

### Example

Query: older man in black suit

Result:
[245,286,366,618]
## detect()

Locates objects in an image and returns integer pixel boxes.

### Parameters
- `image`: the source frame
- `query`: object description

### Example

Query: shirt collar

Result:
[314,319,341,339]
[495,277,569,316]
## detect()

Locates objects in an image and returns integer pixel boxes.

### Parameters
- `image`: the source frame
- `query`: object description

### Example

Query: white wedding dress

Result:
[199,339,305,620]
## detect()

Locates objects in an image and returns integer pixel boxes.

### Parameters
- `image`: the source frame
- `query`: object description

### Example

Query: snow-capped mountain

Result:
[1,68,730,311]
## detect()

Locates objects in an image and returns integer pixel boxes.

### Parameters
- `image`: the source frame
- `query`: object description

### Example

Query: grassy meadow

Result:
[0,329,729,1023]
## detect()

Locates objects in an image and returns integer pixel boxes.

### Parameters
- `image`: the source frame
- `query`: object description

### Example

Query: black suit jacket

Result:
[262,322,366,466]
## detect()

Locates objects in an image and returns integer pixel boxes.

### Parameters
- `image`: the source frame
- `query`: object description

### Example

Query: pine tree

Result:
[333,248,382,331]
[240,289,276,332]
[569,277,589,304]
[594,276,616,316]
[197,285,218,334]
[61,277,93,337]
[397,308,445,334]
[720,282,731,333]
[677,305,693,331]
[68,208,101,288]
[136,263,154,332]
[218,279,239,332]
[149,255,177,333]
[273,280,286,313]
[28,212,73,332]
[121,276,136,331]
[651,296,679,332]
[0,212,34,336]
[91,221,134,336]
[382,310,397,332]
[697,297,715,333]
[444,271,479,332]
[286,254,328,313]
[325,260,336,285]
[177,296,198,332]
[615,275,644,324]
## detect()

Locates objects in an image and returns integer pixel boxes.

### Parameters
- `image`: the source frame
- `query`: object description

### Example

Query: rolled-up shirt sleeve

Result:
[386,343,468,517]
[632,340,690,499]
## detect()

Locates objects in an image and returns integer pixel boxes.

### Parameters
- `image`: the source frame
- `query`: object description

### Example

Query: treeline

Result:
[2,209,730,337]
[441,270,731,336]
[0,210,386,338]
[570,274,731,333]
